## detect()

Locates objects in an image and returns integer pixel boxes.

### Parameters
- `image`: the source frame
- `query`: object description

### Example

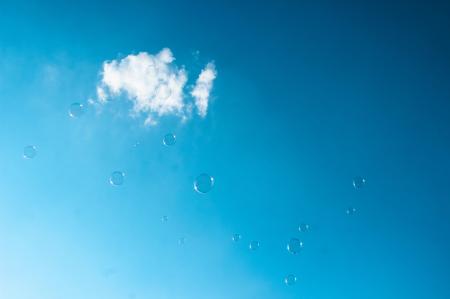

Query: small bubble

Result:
[69,102,84,118]
[298,223,310,232]
[23,145,37,159]
[194,173,214,194]
[284,274,297,286]
[249,240,260,251]
[287,238,303,254]
[346,207,357,215]
[161,215,169,222]
[232,234,242,242]
[353,176,366,189]
[163,133,176,146]
[109,171,125,186]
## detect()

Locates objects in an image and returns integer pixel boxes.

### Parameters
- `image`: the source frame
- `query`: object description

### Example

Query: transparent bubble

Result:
[178,237,185,246]
[346,207,357,215]
[232,234,242,242]
[163,133,176,146]
[23,145,37,159]
[194,173,214,194]
[109,171,125,186]
[298,223,310,232]
[249,240,260,251]
[69,102,84,118]
[353,176,366,189]
[287,238,303,254]
[284,274,297,286]
[161,215,169,223]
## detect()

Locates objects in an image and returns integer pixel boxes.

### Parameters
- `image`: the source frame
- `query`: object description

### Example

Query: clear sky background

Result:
[0,1,450,298]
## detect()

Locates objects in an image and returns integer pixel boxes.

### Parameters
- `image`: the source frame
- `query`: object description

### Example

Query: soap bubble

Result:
[298,223,310,232]
[249,240,260,251]
[284,274,297,286]
[23,145,37,159]
[194,173,214,194]
[109,171,125,186]
[163,133,176,146]
[69,102,84,118]
[232,234,242,242]
[353,176,366,189]
[287,238,303,254]
[346,207,357,215]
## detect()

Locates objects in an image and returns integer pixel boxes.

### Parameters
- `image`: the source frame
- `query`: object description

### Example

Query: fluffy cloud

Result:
[191,63,217,117]
[96,48,216,125]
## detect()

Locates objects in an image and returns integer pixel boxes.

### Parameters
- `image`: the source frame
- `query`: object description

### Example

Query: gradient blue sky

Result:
[1,1,450,298]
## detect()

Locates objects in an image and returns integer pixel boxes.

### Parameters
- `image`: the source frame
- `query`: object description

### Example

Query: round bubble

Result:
[298,223,310,232]
[232,234,242,242]
[69,102,84,118]
[194,173,214,194]
[23,145,37,159]
[109,171,125,186]
[284,274,297,286]
[163,133,176,146]
[287,238,303,254]
[249,240,260,251]
[161,215,169,223]
[346,207,357,215]
[353,176,366,189]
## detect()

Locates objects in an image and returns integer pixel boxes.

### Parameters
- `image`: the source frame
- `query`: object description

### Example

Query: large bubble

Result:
[194,173,214,194]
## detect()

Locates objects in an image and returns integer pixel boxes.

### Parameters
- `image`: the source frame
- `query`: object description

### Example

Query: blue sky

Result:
[0,1,450,298]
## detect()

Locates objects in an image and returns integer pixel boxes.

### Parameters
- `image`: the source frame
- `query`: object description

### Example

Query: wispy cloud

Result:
[95,48,216,125]
[191,62,217,117]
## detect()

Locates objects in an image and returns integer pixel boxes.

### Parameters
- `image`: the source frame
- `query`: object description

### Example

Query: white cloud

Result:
[191,63,217,117]
[96,48,217,125]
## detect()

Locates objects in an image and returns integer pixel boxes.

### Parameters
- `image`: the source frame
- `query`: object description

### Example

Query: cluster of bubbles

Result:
[227,227,309,285]
[23,102,368,289]
[347,175,365,215]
